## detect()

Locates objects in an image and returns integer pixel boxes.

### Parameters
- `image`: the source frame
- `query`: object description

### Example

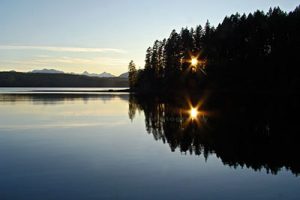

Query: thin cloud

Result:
[0,45,126,54]
[33,56,128,66]
[0,56,129,67]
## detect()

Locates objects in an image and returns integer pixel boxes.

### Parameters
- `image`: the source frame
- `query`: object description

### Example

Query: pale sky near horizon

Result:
[0,0,299,75]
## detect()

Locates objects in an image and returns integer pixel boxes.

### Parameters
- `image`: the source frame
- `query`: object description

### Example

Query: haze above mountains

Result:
[29,69,128,78]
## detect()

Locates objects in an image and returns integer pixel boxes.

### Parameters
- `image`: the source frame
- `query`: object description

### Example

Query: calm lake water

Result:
[0,88,299,200]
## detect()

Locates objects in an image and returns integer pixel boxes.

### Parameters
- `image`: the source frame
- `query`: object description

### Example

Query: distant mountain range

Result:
[119,72,129,78]
[29,68,128,78]
[82,71,115,78]
[31,69,65,74]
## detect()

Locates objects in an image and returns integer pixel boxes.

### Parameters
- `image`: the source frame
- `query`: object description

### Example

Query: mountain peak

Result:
[30,69,64,74]
[119,72,129,78]
[28,69,128,78]
[82,71,116,78]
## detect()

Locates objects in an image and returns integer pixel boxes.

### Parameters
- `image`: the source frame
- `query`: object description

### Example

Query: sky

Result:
[0,0,299,75]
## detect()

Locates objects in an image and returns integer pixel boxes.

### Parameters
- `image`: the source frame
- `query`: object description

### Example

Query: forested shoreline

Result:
[0,72,128,87]
[129,6,300,94]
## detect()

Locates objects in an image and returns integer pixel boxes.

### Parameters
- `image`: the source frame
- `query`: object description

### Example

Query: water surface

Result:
[0,90,299,200]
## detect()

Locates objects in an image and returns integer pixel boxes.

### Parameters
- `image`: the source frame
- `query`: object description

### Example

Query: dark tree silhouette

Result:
[132,5,300,94]
[128,60,137,89]
[0,72,128,87]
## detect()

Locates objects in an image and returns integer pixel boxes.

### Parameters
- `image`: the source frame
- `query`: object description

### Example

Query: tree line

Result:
[0,72,128,87]
[129,5,300,93]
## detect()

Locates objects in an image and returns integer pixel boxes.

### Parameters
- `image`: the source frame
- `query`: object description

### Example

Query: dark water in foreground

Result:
[0,90,299,199]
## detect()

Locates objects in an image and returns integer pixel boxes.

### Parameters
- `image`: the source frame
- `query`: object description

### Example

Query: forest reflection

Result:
[0,94,129,104]
[129,92,300,176]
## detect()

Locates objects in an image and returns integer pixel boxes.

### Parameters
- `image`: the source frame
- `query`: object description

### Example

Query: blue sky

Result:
[0,0,299,75]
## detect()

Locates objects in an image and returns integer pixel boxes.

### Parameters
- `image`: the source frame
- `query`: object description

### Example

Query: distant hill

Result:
[29,69,127,78]
[0,72,128,87]
[99,72,115,78]
[31,69,64,74]
[82,71,115,78]
[119,72,129,78]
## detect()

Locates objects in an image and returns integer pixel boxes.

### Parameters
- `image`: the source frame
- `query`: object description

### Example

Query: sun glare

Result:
[190,107,198,119]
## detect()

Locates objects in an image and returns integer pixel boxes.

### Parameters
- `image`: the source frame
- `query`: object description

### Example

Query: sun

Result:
[191,58,198,66]
[190,107,198,120]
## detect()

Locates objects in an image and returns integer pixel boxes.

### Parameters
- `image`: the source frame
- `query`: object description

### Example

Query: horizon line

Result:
[0,68,128,76]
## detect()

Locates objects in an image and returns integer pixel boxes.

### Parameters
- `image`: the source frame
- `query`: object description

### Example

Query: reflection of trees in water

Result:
[129,93,300,176]
[0,94,129,105]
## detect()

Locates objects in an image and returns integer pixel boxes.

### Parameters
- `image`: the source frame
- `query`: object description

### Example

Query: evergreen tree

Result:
[128,60,137,89]
[194,25,203,51]
[134,5,300,93]
[145,47,152,71]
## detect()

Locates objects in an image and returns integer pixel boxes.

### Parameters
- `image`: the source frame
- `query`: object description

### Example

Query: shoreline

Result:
[30,89,132,93]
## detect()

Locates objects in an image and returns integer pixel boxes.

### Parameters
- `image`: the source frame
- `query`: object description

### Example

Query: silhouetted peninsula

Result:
[129,5,300,94]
